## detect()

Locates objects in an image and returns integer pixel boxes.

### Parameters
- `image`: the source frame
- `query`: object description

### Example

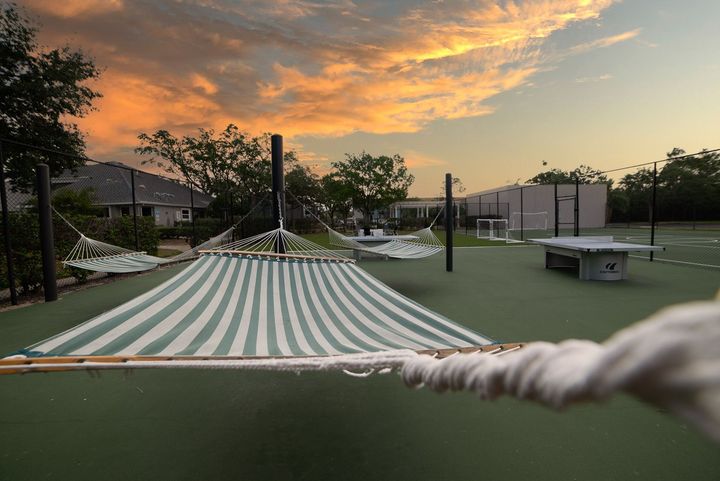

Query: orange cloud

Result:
[27,0,623,160]
[26,0,124,18]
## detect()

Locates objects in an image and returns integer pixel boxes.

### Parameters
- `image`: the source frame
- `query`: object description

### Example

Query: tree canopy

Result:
[136,125,299,200]
[319,173,352,226]
[612,148,720,223]
[331,152,414,224]
[0,4,102,189]
[526,165,609,185]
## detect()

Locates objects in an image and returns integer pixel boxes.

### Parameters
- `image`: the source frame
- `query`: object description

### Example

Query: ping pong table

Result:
[528,236,665,280]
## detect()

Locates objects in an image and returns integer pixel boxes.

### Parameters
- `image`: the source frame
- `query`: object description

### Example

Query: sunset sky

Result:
[21,0,720,196]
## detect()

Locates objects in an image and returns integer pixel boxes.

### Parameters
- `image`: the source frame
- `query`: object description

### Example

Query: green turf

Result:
[301,230,515,248]
[0,248,719,481]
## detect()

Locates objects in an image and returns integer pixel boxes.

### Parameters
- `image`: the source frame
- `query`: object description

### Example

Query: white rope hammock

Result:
[56,206,252,273]
[327,225,445,259]
[285,189,445,260]
[209,227,351,261]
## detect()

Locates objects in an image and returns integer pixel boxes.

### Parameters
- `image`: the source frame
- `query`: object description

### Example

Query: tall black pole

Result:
[445,173,453,272]
[37,164,57,302]
[130,169,139,251]
[650,162,657,261]
[271,134,286,254]
[189,184,196,247]
[519,187,524,241]
[0,143,18,305]
[574,178,580,236]
[554,182,559,237]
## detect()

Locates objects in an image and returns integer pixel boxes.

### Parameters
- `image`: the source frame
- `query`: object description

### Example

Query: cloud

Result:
[576,73,613,83]
[569,28,641,55]
[402,151,447,169]
[27,0,124,18]
[23,0,621,156]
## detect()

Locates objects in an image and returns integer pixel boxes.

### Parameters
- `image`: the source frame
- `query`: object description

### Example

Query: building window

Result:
[141,206,153,217]
[181,208,191,221]
[121,206,130,216]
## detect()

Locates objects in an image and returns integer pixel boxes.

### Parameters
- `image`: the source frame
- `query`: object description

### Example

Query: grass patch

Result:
[156,248,183,258]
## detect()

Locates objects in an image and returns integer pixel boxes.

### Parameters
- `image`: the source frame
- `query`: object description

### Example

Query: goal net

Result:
[476,218,508,241]
[508,211,548,231]
[506,211,549,242]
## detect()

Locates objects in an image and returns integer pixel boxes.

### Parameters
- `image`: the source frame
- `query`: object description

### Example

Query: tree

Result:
[439,176,465,197]
[285,163,321,211]
[331,152,414,225]
[657,148,720,221]
[52,187,102,216]
[526,165,609,185]
[0,4,102,189]
[136,125,299,203]
[319,173,352,226]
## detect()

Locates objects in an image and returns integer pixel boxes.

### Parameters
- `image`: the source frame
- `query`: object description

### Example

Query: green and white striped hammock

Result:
[3,228,493,373]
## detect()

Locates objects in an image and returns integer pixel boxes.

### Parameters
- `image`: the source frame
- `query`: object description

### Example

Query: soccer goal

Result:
[507,211,549,241]
[476,218,508,241]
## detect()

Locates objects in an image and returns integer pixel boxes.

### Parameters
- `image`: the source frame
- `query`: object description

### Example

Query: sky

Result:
[19,0,720,197]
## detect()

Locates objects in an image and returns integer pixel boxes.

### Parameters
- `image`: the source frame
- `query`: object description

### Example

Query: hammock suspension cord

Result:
[401,297,720,442]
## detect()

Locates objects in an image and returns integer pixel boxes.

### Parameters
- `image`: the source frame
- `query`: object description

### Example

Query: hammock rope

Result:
[401,297,720,442]
[55,196,269,273]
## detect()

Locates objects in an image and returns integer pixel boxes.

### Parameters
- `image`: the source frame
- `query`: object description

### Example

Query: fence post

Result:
[520,187,524,241]
[130,169,139,251]
[650,162,657,261]
[554,182,559,237]
[37,164,57,302]
[574,178,580,236]
[0,142,18,305]
[271,134,285,254]
[445,173,453,272]
[189,184,196,247]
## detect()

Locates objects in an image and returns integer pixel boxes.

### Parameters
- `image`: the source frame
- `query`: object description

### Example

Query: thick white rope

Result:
[2,350,419,374]
[402,297,720,442]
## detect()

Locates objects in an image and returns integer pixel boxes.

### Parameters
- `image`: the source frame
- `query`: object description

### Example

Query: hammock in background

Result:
[327,225,445,259]
[55,198,266,273]
[287,190,445,260]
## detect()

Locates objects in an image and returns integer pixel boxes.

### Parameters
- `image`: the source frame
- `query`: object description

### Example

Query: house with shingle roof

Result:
[52,162,214,226]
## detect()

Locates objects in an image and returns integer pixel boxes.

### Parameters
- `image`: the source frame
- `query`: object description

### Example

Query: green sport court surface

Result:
[0,245,719,481]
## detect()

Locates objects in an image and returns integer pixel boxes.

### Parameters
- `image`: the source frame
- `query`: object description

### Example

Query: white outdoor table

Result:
[528,236,665,280]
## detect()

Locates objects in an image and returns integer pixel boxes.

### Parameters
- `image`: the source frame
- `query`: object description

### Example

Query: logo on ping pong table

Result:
[604,262,617,271]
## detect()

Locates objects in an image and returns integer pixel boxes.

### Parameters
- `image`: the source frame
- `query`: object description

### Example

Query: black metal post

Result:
[495,191,499,218]
[37,164,57,302]
[554,182,559,237]
[519,187,524,241]
[0,143,18,305]
[130,169,139,251]
[574,178,580,236]
[464,199,468,235]
[445,173,453,272]
[189,184,196,247]
[271,134,286,254]
[650,162,657,261]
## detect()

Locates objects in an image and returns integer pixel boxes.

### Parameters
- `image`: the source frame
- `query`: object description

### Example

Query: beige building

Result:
[465,183,608,229]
